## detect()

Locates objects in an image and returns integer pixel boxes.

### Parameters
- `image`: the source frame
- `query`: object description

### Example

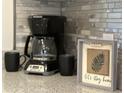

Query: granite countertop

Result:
[3,67,121,93]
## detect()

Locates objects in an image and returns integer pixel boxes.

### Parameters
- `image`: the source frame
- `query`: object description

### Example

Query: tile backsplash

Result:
[15,0,122,90]
[62,0,122,55]
[62,0,122,90]
[16,0,61,51]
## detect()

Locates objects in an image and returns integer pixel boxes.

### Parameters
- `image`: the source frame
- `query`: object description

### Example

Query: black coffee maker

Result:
[24,15,66,75]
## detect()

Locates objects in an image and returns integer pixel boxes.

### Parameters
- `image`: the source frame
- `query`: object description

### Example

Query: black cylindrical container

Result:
[5,51,20,72]
[59,54,74,76]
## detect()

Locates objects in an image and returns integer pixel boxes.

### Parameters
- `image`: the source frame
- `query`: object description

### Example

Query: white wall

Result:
[2,0,14,51]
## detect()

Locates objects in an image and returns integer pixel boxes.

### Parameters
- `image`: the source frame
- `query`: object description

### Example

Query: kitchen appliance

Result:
[24,15,66,75]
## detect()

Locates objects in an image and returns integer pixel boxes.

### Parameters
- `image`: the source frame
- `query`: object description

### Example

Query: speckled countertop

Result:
[3,68,121,93]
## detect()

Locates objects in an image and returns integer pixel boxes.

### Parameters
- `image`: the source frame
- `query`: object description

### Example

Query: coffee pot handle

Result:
[24,35,33,57]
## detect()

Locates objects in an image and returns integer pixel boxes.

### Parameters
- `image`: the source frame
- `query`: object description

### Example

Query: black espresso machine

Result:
[24,15,66,75]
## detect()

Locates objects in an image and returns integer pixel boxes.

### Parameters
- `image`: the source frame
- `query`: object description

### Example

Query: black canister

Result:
[59,54,74,76]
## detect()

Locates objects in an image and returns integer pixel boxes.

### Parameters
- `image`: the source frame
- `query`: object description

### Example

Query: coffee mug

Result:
[4,51,26,72]
[59,54,74,76]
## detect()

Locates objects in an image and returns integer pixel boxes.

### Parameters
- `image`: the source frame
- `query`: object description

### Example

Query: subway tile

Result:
[106,19,122,22]
[81,5,91,10]
[108,13,122,18]
[107,23,122,28]
[114,2,122,8]
[105,28,113,32]
[80,30,91,36]
[118,29,122,32]
[89,18,100,22]
[108,2,122,9]
[98,0,107,3]
[95,23,107,28]
[105,28,120,33]
[107,0,121,2]
[94,13,108,18]
[112,29,119,32]
[112,9,122,12]
[108,3,115,8]
[16,0,41,4]
[91,4,108,9]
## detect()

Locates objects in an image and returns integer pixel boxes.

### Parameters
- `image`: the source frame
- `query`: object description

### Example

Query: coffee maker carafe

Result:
[32,37,57,61]
[24,15,66,75]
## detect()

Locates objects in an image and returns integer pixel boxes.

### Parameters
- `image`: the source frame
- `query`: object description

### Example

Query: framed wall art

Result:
[77,39,117,91]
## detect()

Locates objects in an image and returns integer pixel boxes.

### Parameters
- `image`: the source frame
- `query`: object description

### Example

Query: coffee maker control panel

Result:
[26,65,45,73]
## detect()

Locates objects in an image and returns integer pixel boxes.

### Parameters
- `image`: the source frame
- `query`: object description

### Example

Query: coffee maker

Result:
[24,15,66,75]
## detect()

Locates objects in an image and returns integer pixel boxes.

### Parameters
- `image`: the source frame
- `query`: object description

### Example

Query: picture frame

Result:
[77,39,117,91]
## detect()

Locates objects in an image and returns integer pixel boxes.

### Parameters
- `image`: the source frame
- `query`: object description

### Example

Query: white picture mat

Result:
[82,43,112,87]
